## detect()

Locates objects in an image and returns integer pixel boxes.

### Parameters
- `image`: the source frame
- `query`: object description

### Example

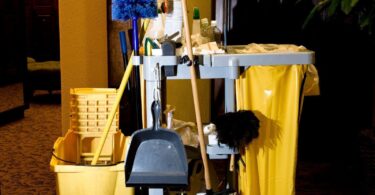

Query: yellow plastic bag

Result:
[236,64,319,195]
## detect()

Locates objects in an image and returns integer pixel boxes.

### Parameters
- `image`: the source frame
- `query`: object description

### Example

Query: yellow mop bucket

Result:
[49,19,151,195]
[50,130,134,195]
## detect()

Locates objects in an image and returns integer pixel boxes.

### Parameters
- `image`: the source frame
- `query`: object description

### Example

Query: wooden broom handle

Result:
[229,154,235,172]
[181,0,212,190]
[92,20,150,165]
[91,53,134,165]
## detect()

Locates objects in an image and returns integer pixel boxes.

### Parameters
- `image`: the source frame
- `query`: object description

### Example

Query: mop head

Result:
[214,110,260,149]
[112,0,157,21]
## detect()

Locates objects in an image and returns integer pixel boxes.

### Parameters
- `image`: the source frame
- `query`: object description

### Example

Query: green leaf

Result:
[303,0,330,29]
[341,0,358,14]
[360,17,369,29]
[303,5,320,29]
[350,0,359,8]
[328,0,340,17]
[360,6,375,28]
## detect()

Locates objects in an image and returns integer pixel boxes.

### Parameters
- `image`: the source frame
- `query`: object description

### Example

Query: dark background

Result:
[226,0,374,161]
[214,0,375,193]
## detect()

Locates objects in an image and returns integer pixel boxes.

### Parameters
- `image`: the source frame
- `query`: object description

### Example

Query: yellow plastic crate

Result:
[70,88,119,132]
[50,130,134,195]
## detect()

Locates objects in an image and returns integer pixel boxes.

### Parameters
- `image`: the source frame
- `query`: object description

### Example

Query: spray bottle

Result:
[164,0,183,42]
[191,7,201,35]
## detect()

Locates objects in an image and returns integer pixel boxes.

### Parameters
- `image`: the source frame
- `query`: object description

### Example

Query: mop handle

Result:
[91,19,151,165]
[91,54,134,165]
[230,153,235,172]
[181,0,212,191]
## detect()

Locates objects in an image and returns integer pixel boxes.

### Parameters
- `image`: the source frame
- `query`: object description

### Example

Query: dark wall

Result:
[25,0,59,61]
[0,0,28,123]
[0,0,27,85]
[220,0,375,162]
[228,0,312,45]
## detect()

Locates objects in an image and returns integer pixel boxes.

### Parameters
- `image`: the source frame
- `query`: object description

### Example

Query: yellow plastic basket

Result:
[74,131,118,165]
[50,130,134,195]
[70,88,119,133]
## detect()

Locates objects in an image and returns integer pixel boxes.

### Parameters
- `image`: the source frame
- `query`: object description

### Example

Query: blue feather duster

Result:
[112,0,157,21]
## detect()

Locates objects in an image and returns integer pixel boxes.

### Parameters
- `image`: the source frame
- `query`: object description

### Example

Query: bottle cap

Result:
[193,7,200,19]
[201,18,209,26]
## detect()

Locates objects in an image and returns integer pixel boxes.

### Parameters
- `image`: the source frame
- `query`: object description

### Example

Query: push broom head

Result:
[112,0,158,21]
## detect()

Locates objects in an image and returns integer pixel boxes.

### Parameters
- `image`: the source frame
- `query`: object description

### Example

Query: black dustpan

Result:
[125,100,188,187]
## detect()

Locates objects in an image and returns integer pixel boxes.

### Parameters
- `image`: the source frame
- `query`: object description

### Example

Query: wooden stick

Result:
[229,154,235,172]
[92,20,150,165]
[181,0,212,191]
[91,53,134,165]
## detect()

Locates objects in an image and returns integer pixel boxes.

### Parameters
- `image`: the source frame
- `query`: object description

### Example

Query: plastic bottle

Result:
[200,18,211,38]
[164,0,183,42]
[211,20,222,47]
[191,7,201,35]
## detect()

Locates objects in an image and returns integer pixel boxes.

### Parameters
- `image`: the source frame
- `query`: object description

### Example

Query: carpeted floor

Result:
[0,91,363,195]
[0,91,61,194]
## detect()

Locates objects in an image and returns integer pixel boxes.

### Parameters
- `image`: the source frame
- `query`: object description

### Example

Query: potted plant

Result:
[303,0,374,34]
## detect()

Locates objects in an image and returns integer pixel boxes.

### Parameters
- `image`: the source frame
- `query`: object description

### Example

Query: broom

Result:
[91,0,157,165]
[180,0,213,194]
[119,31,130,91]
[112,0,158,131]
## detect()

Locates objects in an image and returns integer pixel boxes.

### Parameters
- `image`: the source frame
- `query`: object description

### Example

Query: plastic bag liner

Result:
[236,60,319,194]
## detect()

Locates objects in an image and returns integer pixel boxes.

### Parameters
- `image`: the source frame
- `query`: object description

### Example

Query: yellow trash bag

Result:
[236,63,319,195]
